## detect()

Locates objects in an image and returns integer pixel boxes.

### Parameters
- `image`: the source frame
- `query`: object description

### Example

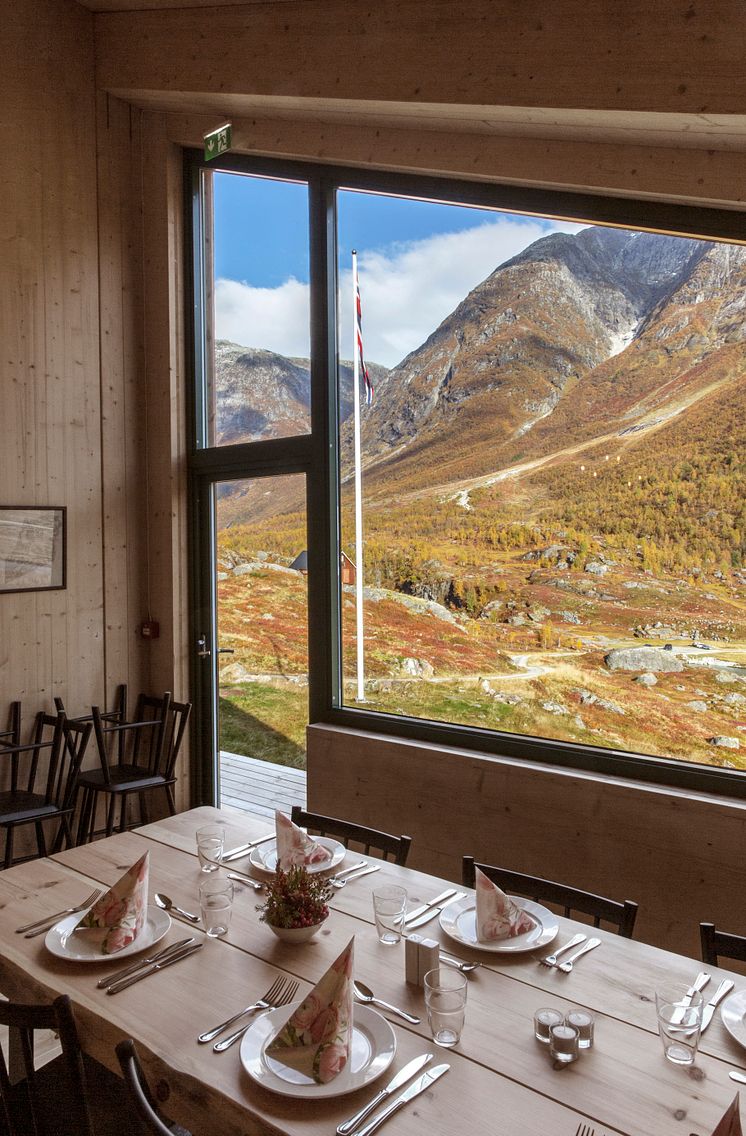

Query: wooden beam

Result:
[94,0,746,116]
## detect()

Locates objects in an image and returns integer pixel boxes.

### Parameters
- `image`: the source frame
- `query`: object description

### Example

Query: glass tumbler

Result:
[534,1007,564,1043]
[655,984,703,1066]
[199,876,234,937]
[372,885,407,945]
[423,967,468,1048]
[196,824,225,872]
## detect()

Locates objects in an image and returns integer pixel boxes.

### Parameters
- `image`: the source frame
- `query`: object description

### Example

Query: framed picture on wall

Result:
[0,507,66,594]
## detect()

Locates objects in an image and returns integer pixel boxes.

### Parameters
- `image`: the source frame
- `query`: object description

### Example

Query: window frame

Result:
[185,148,746,801]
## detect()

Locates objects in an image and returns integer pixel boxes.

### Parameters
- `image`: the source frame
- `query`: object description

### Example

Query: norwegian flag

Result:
[355,269,374,406]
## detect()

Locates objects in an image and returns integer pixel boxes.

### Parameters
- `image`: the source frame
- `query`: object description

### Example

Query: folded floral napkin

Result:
[74,852,149,955]
[475,867,536,941]
[711,1095,742,1136]
[275,810,333,870]
[266,937,354,1084]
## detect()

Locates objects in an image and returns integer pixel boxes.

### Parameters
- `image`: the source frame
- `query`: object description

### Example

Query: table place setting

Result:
[437,868,561,956]
[15,887,102,938]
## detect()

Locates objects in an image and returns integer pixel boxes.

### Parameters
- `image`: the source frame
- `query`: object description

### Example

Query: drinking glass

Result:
[423,967,467,1048]
[655,984,703,1066]
[196,824,224,872]
[372,885,407,945]
[199,877,234,937]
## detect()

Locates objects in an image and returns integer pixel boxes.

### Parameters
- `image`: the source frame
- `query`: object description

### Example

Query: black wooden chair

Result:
[76,693,191,843]
[0,994,142,1136]
[0,713,91,869]
[0,701,21,747]
[116,1039,191,1136]
[700,922,746,967]
[291,805,412,865]
[55,684,128,760]
[462,857,639,939]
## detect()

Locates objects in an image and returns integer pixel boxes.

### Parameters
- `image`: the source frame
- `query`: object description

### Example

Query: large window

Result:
[189,154,746,797]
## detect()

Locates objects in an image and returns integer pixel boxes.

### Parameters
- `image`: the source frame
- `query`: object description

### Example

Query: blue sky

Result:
[213,172,583,367]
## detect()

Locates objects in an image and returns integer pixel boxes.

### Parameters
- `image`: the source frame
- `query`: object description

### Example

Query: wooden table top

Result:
[0,805,743,1136]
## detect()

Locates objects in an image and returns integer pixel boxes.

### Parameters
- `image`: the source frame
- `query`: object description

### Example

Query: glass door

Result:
[194,473,309,815]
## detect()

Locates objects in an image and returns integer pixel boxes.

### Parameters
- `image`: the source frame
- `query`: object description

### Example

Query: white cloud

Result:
[215,217,584,368]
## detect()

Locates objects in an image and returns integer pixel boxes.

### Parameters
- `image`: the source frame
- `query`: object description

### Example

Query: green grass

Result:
[218,684,308,769]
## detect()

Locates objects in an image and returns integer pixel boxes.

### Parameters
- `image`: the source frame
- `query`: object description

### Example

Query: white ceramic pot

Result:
[267,921,325,943]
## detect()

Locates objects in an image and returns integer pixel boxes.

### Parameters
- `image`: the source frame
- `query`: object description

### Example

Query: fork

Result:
[558,937,602,973]
[198,975,289,1043]
[540,933,587,967]
[213,977,299,1052]
[575,1124,595,1136]
[17,889,102,936]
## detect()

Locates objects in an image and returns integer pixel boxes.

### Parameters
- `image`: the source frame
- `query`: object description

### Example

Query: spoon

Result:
[729,1071,746,1084]
[441,953,481,974]
[353,980,420,1024]
[154,893,200,924]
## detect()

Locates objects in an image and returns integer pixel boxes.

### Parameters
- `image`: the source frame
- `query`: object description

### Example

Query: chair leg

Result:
[138,792,150,828]
[165,784,176,815]
[35,821,47,859]
[106,795,118,838]
[4,827,13,870]
[77,788,93,845]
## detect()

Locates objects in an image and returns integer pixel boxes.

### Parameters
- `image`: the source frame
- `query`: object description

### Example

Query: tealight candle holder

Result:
[565,1009,594,1049]
[549,1023,580,1064]
[533,1007,564,1043]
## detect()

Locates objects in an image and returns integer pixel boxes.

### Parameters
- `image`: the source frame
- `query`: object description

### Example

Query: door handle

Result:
[197,635,211,658]
[217,648,235,655]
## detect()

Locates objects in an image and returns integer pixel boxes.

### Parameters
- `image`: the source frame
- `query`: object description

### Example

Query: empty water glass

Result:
[199,877,233,937]
[196,824,224,872]
[372,885,407,945]
[424,967,467,1048]
[655,983,703,1066]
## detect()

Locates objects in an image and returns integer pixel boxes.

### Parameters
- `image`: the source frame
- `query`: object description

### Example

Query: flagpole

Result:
[352,250,366,703]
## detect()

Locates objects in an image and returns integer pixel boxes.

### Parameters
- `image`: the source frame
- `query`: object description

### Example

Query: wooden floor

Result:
[218,751,306,818]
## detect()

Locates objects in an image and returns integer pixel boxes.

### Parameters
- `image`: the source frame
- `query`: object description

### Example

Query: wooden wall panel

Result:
[0,0,104,729]
[307,725,746,957]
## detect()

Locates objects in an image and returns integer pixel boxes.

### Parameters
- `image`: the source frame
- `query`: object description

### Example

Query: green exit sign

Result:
[204,123,232,161]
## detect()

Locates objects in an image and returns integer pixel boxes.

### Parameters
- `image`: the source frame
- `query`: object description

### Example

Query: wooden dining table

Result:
[0,804,744,1136]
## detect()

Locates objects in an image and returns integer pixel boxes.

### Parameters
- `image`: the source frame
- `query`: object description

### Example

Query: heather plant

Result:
[257,866,333,929]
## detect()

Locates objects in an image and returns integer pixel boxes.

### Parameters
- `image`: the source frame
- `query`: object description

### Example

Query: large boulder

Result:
[399,657,434,677]
[708,736,740,749]
[634,673,658,686]
[604,647,684,673]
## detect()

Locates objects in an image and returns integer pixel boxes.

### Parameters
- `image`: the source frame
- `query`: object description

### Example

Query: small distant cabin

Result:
[341,552,356,586]
[289,549,356,584]
[289,550,308,574]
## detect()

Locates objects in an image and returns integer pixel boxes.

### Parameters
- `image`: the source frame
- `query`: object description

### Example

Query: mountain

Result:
[214,341,389,445]
[347,228,745,495]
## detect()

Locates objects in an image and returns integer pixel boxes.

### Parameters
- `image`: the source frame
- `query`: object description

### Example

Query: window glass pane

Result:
[216,475,308,806]
[337,188,746,773]
[202,171,311,447]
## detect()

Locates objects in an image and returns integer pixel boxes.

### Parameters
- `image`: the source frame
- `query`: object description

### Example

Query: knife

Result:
[336,1053,434,1135]
[356,1063,450,1136]
[222,835,274,862]
[404,889,459,926]
[97,938,195,989]
[406,893,466,930]
[700,979,735,1032]
[106,942,204,994]
[671,971,710,1024]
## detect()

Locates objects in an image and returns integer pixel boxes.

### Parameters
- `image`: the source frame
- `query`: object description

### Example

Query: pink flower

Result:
[481,915,509,940]
[310,1005,338,1044]
[317,1041,348,1084]
[292,993,322,1031]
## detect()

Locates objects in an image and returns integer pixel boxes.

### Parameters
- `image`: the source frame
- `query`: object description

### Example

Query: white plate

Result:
[249,836,346,875]
[721,989,746,1050]
[44,906,171,962]
[440,896,559,953]
[240,1002,396,1098]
